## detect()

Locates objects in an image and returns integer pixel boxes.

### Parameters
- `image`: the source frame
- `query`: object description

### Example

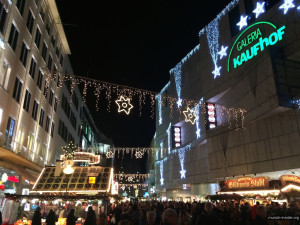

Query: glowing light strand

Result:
[194,98,203,139]
[177,144,191,179]
[166,123,172,154]
[206,18,221,79]
[160,161,164,185]
[172,63,183,107]
[156,82,170,125]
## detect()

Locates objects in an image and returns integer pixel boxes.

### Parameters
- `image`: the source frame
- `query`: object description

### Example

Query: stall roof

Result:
[31,166,113,194]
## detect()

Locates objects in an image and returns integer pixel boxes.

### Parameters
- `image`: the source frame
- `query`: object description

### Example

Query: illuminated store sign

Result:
[206,103,217,129]
[172,126,181,148]
[225,177,269,189]
[228,22,286,72]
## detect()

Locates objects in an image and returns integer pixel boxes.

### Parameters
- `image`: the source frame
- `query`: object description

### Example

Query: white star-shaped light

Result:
[212,65,222,79]
[279,0,295,14]
[160,178,164,185]
[180,169,186,179]
[177,98,182,107]
[253,2,265,18]
[196,129,201,138]
[298,5,300,10]
[217,46,228,59]
[115,95,134,115]
[183,107,197,125]
[237,15,248,30]
[159,118,162,125]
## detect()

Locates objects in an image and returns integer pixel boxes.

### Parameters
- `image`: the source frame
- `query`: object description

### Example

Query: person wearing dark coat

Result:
[84,206,97,225]
[67,209,78,225]
[46,209,58,225]
[254,205,269,225]
[32,207,42,225]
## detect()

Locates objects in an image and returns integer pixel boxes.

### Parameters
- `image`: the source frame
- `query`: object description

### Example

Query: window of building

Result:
[47,54,52,70]
[23,89,31,112]
[49,90,53,106]
[27,132,34,151]
[19,42,29,67]
[6,116,15,140]
[32,100,39,120]
[54,97,58,112]
[45,116,50,133]
[12,77,22,103]
[228,5,240,37]
[16,0,26,16]
[50,122,54,137]
[59,54,63,66]
[16,124,25,147]
[39,7,45,21]
[43,80,48,98]
[42,42,47,61]
[0,2,8,34]
[46,23,50,35]
[8,23,19,51]
[0,60,11,90]
[39,108,44,126]
[51,35,55,47]
[26,10,34,34]
[37,70,43,89]
[55,47,59,58]
[34,28,41,48]
[40,144,46,159]
[29,57,36,79]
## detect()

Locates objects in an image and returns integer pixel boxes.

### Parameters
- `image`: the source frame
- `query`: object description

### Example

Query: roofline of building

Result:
[47,0,71,55]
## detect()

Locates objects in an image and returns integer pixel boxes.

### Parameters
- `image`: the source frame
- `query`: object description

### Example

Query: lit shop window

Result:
[206,103,217,129]
[172,126,181,148]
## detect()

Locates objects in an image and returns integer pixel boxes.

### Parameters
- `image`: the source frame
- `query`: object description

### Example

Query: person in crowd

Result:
[67,209,78,225]
[197,202,220,225]
[178,210,191,225]
[118,220,133,225]
[98,212,108,225]
[146,211,157,225]
[32,207,42,225]
[251,201,260,220]
[254,205,268,225]
[84,206,97,225]
[46,209,58,225]
[161,208,178,225]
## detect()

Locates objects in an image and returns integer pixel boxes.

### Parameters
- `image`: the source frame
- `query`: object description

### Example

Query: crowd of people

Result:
[29,200,300,225]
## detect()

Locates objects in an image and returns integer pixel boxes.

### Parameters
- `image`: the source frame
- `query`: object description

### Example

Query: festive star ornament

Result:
[177,98,182,107]
[180,169,186,179]
[183,107,196,125]
[159,118,162,125]
[212,65,222,79]
[128,176,133,182]
[106,151,115,158]
[160,178,164,185]
[115,95,133,115]
[279,0,295,14]
[236,15,248,30]
[298,5,300,10]
[62,142,78,160]
[196,129,201,138]
[135,151,143,158]
[253,2,265,18]
[217,46,228,59]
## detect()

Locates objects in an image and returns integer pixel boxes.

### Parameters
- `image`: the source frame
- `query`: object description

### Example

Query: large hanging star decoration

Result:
[62,142,78,160]
[236,15,248,30]
[115,95,134,115]
[253,2,265,18]
[212,65,222,79]
[183,107,197,125]
[180,169,186,179]
[279,0,295,14]
[217,46,228,59]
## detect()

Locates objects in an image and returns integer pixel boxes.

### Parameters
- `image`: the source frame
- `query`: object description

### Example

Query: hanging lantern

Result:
[63,160,74,174]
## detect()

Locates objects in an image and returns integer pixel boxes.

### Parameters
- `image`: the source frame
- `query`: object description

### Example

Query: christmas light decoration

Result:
[279,0,295,14]
[171,63,183,107]
[160,161,164,185]
[183,107,197,125]
[217,46,228,59]
[115,95,133,115]
[156,82,170,125]
[212,65,222,79]
[166,123,172,154]
[160,142,164,159]
[62,142,78,160]
[106,150,115,158]
[177,144,191,179]
[127,176,133,182]
[195,98,203,139]
[237,15,248,30]
[206,19,221,79]
[253,2,265,18]
[135,150,143,159]
[298,5,300,10]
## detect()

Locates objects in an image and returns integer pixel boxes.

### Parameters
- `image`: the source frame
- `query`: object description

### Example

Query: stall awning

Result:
[31,166,113,194]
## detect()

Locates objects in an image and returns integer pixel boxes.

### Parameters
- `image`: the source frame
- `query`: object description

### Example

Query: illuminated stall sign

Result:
[172,126,181,148]
[228,22,286,72]
[206,103,217,129]
[225,177,269,189]
[280,175,300,186]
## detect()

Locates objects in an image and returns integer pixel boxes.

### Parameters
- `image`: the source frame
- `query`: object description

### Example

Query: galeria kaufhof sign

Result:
[227,22,286,72]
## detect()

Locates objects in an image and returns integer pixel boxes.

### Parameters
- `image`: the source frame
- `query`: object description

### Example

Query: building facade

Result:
[154,0,300,201]
[0,0,112,202]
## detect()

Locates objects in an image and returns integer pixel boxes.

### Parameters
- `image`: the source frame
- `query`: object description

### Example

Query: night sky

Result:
[55,0,231,172]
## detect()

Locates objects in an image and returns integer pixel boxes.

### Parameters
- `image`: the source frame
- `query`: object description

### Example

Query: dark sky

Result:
[55,0,231,172]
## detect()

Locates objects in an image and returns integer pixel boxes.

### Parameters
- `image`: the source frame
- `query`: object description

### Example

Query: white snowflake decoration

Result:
[279,0,295,14]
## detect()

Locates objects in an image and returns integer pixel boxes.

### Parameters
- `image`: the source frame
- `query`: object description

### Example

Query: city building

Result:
[154,0,300,202]
[0,0,112,205]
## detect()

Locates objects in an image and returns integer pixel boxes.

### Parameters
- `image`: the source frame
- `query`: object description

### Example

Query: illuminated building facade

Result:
[154,0,300,201]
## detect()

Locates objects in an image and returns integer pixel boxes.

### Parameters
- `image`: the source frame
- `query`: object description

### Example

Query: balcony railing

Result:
[0,132,50,167]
